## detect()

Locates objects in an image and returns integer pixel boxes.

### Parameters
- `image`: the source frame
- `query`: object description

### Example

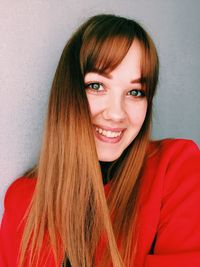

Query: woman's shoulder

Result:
[4,176,36,214]
[145,138,200,197]
[145,138,200,185]
[148,138,199,159]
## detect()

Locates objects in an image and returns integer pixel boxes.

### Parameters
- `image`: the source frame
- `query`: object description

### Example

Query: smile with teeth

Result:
[95,127,122,138]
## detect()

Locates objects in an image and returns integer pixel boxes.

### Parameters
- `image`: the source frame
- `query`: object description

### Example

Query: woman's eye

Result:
[128,89,145,97]
[85,82,103,91]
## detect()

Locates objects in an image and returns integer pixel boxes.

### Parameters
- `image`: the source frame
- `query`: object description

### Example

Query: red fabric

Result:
[1,139,200,267]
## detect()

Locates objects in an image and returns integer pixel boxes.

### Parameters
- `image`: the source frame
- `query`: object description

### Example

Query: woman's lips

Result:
[93,124,126,144]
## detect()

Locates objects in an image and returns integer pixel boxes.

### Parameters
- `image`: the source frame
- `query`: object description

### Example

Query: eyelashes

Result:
[127,89,146,97]
[85,82,103,91]
[84,82,146,98]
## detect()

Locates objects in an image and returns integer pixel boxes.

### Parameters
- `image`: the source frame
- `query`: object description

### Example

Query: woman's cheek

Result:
[86,94,106,117]
[127,101,147,124]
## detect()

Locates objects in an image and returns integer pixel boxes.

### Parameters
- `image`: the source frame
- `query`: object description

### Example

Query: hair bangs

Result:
[79,15,135,75]
[80,35,133,75]
[79,14,159,103]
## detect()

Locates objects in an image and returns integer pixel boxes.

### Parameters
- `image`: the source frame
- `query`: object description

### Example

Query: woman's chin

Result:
[97,151,122,162]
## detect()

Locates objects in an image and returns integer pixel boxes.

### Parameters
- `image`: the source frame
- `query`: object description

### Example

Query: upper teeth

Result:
[95,127,122,138]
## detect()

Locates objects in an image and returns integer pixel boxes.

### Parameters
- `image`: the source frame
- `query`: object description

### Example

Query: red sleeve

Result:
[0,177,36,267]
[145,140,200,267]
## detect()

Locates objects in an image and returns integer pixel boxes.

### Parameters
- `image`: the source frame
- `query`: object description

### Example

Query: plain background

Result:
[0,0,200,219]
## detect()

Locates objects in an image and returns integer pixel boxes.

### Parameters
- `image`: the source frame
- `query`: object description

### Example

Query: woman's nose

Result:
[102,97,126,122]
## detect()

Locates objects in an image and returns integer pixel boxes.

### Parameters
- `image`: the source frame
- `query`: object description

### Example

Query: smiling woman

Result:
[1,14,200,267]
[84,40,147,162]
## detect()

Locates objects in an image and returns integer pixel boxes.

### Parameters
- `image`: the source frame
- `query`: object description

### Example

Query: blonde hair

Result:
[20,14,159,267]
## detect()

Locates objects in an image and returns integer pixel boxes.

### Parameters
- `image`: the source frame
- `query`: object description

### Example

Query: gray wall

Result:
[0,0,200,219]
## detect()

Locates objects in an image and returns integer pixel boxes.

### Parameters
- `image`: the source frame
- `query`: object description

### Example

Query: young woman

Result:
[1,14,200,267]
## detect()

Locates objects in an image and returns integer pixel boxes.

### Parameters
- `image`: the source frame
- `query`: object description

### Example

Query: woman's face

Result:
[84,40,147,161]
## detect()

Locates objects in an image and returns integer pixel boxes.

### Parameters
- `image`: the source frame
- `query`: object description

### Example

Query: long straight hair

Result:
[19,14,159,267]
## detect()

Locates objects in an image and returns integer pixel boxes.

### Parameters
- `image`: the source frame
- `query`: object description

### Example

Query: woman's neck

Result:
[99,161,115,185]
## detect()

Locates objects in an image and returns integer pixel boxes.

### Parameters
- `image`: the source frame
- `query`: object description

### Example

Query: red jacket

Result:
[1,139,200,267]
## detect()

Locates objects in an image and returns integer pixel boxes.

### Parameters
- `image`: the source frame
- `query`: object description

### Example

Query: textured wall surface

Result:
[0,0,200,218]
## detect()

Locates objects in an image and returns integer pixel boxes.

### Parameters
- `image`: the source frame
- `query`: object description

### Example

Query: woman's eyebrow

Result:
[131,78,143,84]
[89,70,112,79]
[87,71,146,84]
